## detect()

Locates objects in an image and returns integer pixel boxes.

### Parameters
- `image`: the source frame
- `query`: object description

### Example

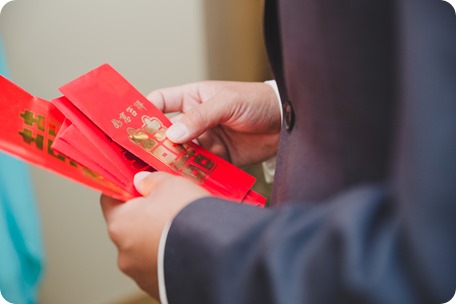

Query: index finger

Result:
[147,83,202,114]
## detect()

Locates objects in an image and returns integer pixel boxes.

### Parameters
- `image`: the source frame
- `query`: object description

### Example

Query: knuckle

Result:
[100,194,108,204]
[117,254,132,275]
[107,220,123,244]
[221,85,242,101]
[185,108,205,127]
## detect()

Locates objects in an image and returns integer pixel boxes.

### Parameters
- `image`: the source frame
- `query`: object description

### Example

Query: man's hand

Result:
[100,171,210,300]
[147,81,281,167]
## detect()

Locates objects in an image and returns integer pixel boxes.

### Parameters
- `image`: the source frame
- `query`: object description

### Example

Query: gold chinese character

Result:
[119,112,131,123]
[143,116,161,134]
[152,146,178,165]
[112,119,122,128]
[20,110,45,131]
[126,106,138,116]
[134,100,146,111]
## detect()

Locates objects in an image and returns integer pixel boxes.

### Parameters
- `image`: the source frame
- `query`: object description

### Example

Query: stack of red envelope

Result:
[0,64,265,206]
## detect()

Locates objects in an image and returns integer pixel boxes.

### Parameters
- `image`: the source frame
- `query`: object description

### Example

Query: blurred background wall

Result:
[0,0,268,303]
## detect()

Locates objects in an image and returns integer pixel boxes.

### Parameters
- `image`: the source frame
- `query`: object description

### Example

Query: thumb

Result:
[133,171,168,196]
[165,99,230,143]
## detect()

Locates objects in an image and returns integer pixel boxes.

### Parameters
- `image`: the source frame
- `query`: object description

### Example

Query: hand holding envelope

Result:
[0,64,265,206]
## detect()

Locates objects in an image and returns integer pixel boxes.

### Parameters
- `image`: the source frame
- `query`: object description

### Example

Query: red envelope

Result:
[59,64,262,203]
[52,120,129,189]
[0,75,132,200]
[0,65,266,206]
[51,96,150,195]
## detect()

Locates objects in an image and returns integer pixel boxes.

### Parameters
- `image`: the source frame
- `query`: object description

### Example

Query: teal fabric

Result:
[0,39,44,304]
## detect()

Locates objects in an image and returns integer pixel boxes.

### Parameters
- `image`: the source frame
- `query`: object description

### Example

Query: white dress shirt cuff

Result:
[263,80,281,183]
[158,220,172,304]
[264,80,283,124]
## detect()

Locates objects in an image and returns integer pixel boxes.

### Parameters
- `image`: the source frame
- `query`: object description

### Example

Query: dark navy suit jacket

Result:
[163,0,456,303]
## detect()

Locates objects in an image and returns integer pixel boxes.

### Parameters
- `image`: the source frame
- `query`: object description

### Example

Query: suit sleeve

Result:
[163,183,454,304]
[162,0,456,303]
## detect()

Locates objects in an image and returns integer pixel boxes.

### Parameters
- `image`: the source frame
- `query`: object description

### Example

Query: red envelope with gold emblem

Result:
[0,76,132,200]
[0,65,266,206]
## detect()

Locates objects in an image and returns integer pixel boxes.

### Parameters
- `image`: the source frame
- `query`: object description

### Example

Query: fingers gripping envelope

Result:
[0,64,266,206]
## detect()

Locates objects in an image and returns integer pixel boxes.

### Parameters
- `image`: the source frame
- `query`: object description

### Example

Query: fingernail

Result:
[134,171,152,186]
[166,122,189,142]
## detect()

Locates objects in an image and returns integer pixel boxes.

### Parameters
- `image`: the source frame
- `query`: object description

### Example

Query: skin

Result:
[149,81,281,166]
[100,81,281,300]
[100,172,209,299]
